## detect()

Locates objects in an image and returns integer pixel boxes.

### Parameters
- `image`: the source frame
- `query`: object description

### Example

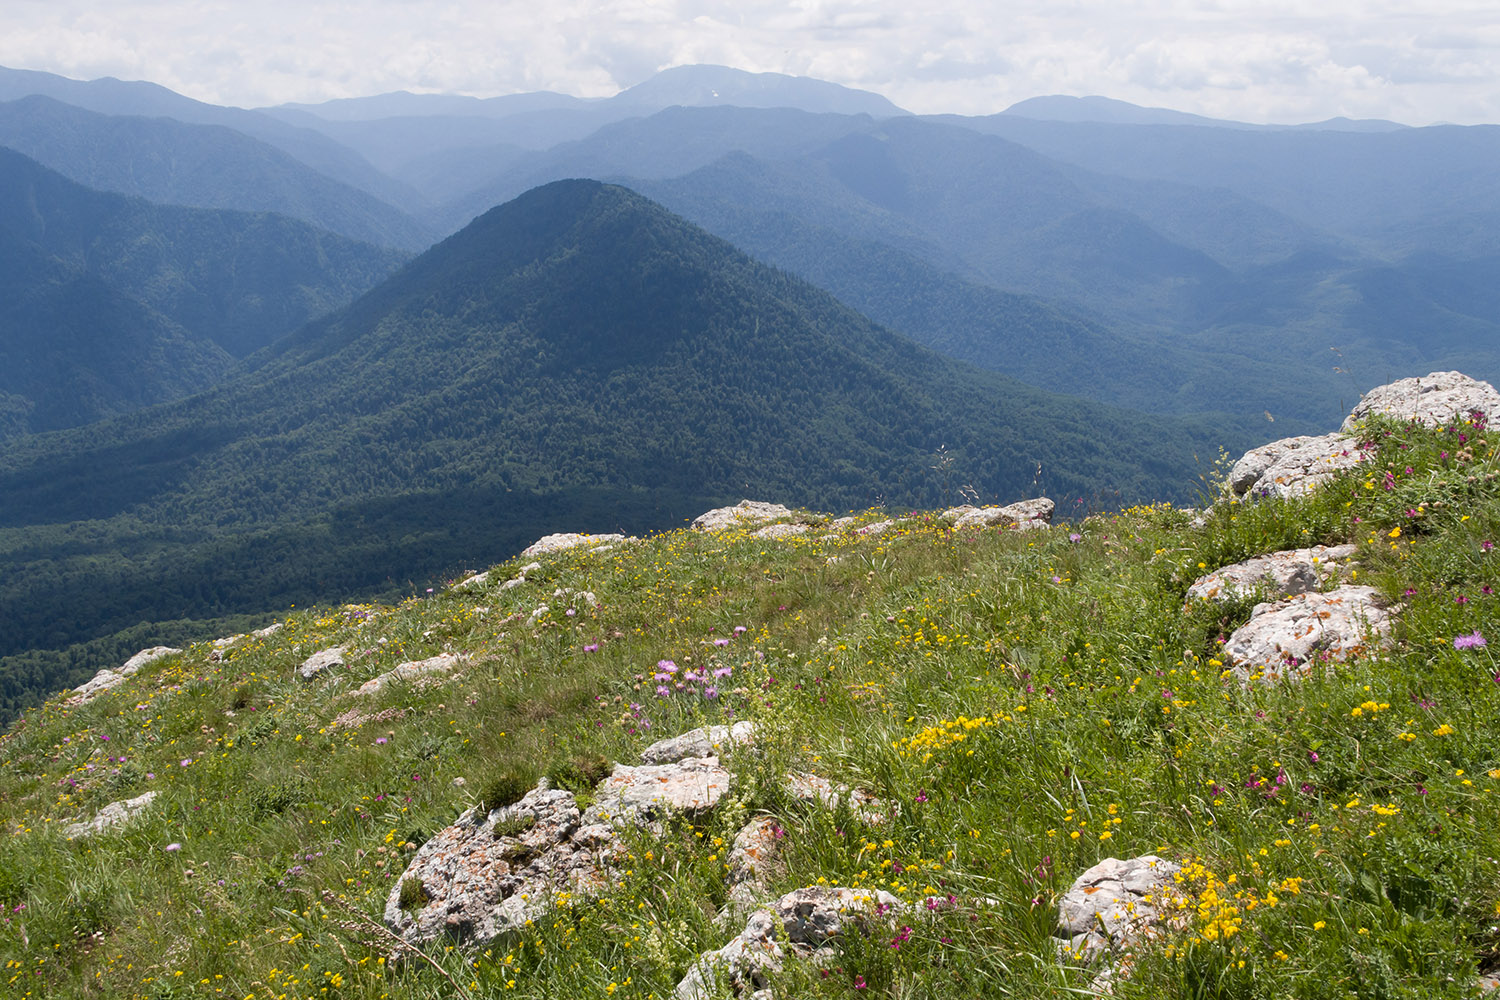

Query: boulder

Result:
[1343,371,1500,431]
[1227,432,1364,498]
[1056,855,1183,965]
[582,757,735,825]
[298,646,347,681]
[1186,545,1358,603]
[675,909,784,1000]
[354,653,468,697]
[68,646,181,705]
[691,501,796,532]
[785,772,886,824]
[64,791,159,839]
[943,497,1055,529]
[751,523,811,540]
[384,785,615,947]
[521,533,627,558]
[640,722,756,765]
[1223,585,1394,683]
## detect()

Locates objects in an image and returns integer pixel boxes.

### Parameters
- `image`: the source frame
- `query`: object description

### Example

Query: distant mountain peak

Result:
[615,64,907,117]
[1002,94,1408,132]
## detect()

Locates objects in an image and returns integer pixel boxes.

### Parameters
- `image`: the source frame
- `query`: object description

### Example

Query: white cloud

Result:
[0,0,1496,124]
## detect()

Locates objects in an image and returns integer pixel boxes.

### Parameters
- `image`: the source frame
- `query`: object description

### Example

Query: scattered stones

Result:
[691,501,795,532]
[1227,432,1364,498]
[67,646,181,706]
[353,653,468,697]
[582,757,735,826]
[942,497,1055,529]
[751,523,812,540]
[1223,585,1394,683]
[298,646,347,681]
[858,519,896,536]
[1343,371,1500,431]
[1186,545,1358,603]
[64,791,159,839]
[383,784,615,947]
[454,570,490,589]
[527,605,550,624]
[1056,855,1183,966]
[639,722,756,764]
[520,533,627,558]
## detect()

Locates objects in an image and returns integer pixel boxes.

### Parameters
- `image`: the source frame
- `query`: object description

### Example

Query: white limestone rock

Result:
[1056,855,1183,966]
[520,533,626,558]
[298,646,347,681]
[1228,432,1364,498]
[1223,585,1394,683]
[785,772,886,824]
[68,647,180,705]
[120,646,181,675]
[1343,371,1500,431]
[354,653,468,697]
[64,791,159,839]
[1186,545,1358,603]
[640,722,756,764]
[691,501,796,532]
[751,523,812,540]
[675,909,784,1000]
[582,757,735,825]
[777,886,907,947]
[944,497,1055,529]
[383,785,615,947]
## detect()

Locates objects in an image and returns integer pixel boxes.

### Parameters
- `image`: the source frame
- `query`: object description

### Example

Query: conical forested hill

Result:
[0,180,1247,715]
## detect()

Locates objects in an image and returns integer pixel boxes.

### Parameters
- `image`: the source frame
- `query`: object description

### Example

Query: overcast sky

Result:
[3,0,1498,125]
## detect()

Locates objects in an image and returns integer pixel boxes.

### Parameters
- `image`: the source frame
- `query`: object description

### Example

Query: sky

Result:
[2,0,1499,125]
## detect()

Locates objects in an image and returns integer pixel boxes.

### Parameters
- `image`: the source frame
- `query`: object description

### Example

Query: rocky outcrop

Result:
[785,771,886,824]
[1343,371,1500,431]
[64,791,159,838]
[723,817,785,918]
[1223,585,1394,683]
[68,646,181,706]
[1228,433,1364,498]
[692,501,795,532]
[521,533,626,558]
[675,909,784,1000]
[639,722,756,764]
[942,497,1055,529]
[1186,545,1358,603]
[581,757,735,826]
[298,646,347,681]
[383,785,615,946]
[1056,855,1183,965]
[354,653,468,697]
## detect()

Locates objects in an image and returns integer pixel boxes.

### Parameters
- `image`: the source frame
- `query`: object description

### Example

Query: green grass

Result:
[0,415,1497,999]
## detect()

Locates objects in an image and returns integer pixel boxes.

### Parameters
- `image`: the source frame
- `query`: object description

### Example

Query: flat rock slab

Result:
[354,653,468,697]
[692,501,796,532]
[1228,432,1365,498]
[64,791,159,839]
[582,757,734,824]
[751,523,812,540]
[943,497,1055,529]
[1343,371,1500,431]
[1056,855,1182,964]
[384,786,614,947]
[1224,585,1393,683]
[520,533,626,558]
[298,645,347,681]
[640,722,756,764]
[1186,545,1358,603]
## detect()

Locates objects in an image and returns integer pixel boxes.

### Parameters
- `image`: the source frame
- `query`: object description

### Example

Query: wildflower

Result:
[583,643,599,652]
[713,638,730,647]
[165,843,182,852]
[655,685,670,698]
[1388,526,1401,538]
[733,626,747,635]
[915,791,928,804]
[1484,541,1494,552]
[1068,533,1082,543]
[375,737,387,745]
[180,759,192,767]
[703,686,719,700]
[566,608,576,617]
[1454,631,1487,650]
[1433,723,1456,737]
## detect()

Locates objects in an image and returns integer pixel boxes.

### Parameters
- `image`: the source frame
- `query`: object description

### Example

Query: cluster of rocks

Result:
[691,501,798,532]
[521,532,629,558]
[940,497,1055,530]
[353,653,469,697]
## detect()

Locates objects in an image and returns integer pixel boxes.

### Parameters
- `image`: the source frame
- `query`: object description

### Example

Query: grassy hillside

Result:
[0,411,1495,998]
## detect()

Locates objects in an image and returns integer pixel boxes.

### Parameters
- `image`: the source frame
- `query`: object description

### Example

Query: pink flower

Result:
[165,843,181,852]
[1454,630,1487,650]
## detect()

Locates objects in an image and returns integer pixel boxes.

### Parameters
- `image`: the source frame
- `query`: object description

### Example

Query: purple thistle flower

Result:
[1454,630,1487,650]
[583,643,599,652]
